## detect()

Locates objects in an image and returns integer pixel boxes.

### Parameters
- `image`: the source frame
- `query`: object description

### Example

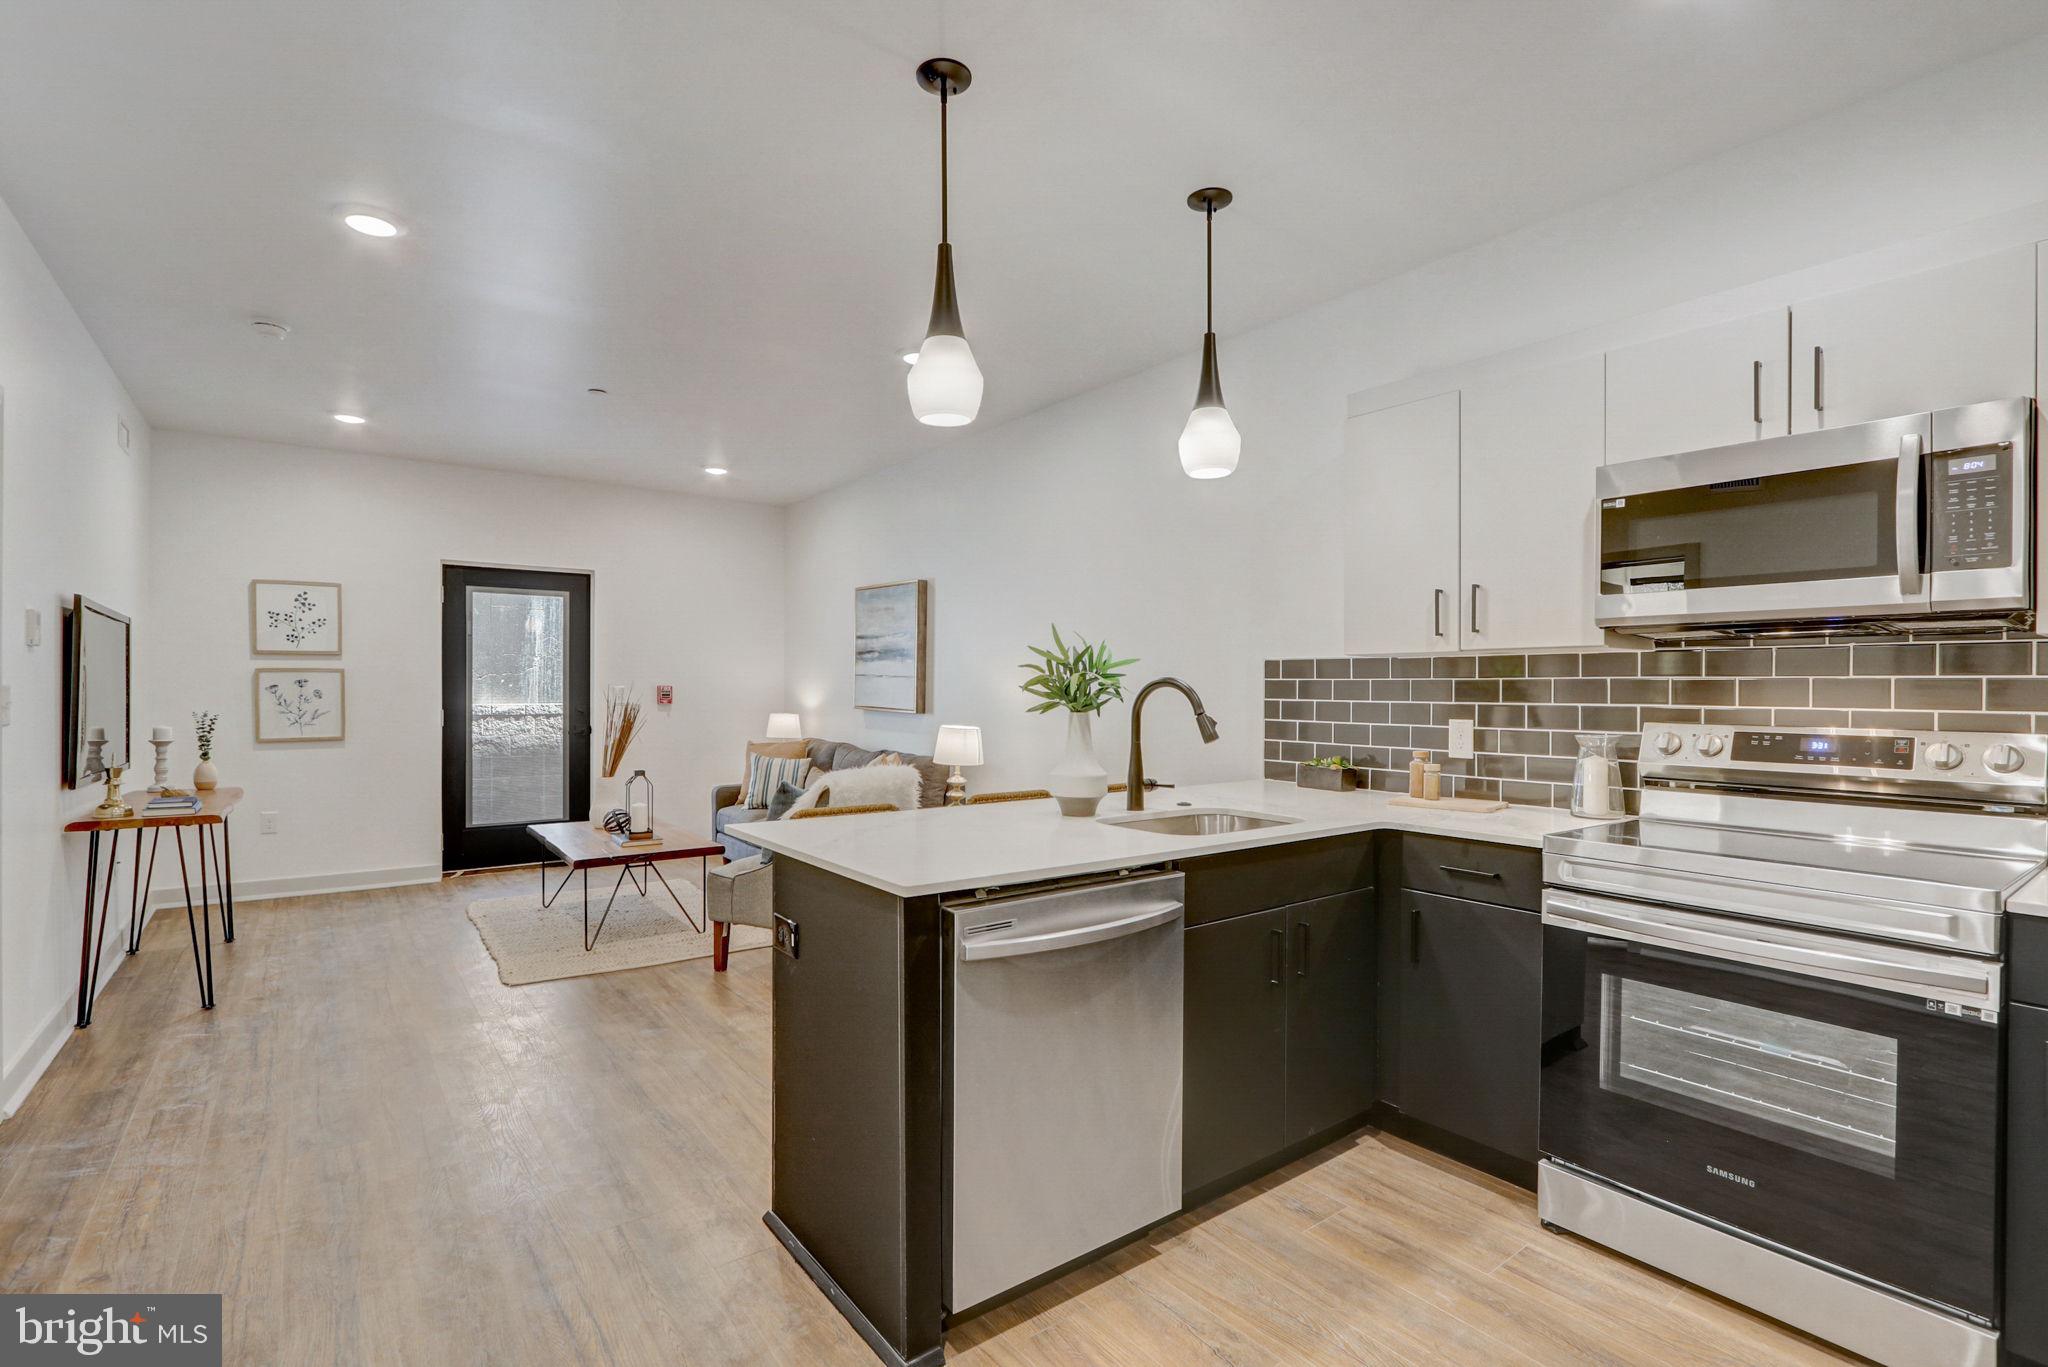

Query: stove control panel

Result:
[1639,724,2048,801]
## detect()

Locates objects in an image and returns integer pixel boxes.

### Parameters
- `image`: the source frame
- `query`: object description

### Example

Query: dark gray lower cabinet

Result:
[1285,891,1377,1144]
[1183,891,1376,1196]
[2008,1003,2048,1367]
[1391,890,1540,1163]
[1183,907,1288,1193]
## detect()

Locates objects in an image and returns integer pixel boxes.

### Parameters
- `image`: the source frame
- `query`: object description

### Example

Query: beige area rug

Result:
[467,878,773,985]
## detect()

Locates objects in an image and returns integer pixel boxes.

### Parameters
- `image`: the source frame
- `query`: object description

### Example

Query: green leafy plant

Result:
[1018,625,1137,715]
[192,710,219,762]
[1304,755,1349,769]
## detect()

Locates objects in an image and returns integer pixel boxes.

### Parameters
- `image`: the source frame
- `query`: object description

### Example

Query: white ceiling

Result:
[2,2,2046,504]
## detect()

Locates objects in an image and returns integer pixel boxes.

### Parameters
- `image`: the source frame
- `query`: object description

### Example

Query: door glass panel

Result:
[1599,975,1897,1176]
[1600,459,1899,593]
[466,588,568,826]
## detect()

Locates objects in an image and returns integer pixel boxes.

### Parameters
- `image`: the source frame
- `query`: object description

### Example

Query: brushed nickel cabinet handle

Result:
[1752,360,1763,426]
[1439,864,1503,880]
[1432,588,1446,638]
[1468,583,1481,635]
[1813,346,1824,415]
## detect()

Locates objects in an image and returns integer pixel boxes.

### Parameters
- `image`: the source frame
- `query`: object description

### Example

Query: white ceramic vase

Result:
[192,758,218,792]
[1048,711,1109,817]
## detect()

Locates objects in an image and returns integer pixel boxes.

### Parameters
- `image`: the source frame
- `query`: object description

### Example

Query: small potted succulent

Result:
[1296,754,1365,792]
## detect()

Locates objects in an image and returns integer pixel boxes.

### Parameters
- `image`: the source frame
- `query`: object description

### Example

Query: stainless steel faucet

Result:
[1126,678,1220,811]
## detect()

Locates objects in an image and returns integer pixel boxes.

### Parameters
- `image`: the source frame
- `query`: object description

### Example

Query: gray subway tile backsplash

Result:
[1262,638,2048,812]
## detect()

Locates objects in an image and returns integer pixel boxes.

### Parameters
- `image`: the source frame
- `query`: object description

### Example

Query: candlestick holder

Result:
[93,765,133,819]
[149,736,172,792]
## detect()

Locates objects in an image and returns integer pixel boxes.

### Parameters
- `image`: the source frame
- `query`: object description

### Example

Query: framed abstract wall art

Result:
[853,579,928,713]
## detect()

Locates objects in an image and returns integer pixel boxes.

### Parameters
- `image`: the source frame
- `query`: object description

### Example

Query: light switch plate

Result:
[24,607,39,648]
[1448,719,1475,759]
[260,811,279,835]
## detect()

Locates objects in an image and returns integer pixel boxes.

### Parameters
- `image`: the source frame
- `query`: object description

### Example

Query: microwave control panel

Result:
[1929,443,2013,571]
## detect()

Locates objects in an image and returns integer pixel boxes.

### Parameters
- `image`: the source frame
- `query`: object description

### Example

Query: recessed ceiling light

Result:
[332,412,367,425]
[341,211,403,238]
[703,466,729,476]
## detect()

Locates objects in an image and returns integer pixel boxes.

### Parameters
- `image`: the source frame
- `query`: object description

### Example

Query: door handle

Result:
[1468,584,1481,635]
[1408,906,1421,965]
[1268,927,1285,985]
[1897,432,1924,597]
[1752,360,1763,426]
[1812,346,1824,417]
[1432,589,1446,638]
[1438,864,1502,881]
[1295,922,1310,978]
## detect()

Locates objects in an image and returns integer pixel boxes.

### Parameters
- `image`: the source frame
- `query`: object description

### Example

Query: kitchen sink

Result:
[1097,808,1301,836]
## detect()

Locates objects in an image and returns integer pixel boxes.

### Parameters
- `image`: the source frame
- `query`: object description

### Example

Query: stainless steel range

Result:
[1540,722,2047,1367]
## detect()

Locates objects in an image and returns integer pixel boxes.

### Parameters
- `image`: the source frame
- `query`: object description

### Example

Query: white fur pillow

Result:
[800,762,921,813]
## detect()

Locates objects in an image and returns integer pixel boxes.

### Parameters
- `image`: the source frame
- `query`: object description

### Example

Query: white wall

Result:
[147,432,785,898]
[0,190,152,1112]
[786,36,2048,796]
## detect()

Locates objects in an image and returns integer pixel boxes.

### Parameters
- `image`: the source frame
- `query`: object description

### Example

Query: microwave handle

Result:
[1897,432,1924,597]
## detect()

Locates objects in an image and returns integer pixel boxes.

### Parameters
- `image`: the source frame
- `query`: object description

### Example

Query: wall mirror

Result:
[64,594,131,788]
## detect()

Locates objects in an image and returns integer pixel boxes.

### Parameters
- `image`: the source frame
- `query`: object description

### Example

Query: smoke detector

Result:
[249,319,291,342]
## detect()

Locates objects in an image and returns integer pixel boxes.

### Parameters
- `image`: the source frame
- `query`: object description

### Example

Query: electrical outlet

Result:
[24,607,39,648]
[1448,719,1475,760]
[259,811,279,835]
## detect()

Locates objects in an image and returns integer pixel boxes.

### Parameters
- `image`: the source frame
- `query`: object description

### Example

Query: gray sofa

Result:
[712,738,947,861]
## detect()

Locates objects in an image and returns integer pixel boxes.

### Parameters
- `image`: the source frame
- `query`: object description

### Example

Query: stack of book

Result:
[611,830,663,849]
[144,792,203,816]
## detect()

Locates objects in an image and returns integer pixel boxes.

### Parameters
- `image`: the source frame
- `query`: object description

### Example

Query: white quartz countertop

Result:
[729,778,1608,898]
[2010,868,2048,919]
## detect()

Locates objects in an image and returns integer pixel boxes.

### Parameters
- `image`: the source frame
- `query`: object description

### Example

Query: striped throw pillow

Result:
[744,753,812,809]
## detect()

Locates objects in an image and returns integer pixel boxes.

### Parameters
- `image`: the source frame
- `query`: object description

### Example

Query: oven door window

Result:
[1600,459,1898,594]
[1541,924,1998,1320]
[1601,975,1897,1177]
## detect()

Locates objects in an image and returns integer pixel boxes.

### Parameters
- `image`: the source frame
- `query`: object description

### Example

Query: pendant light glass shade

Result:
[909,60,981,427]
[1181,189,1238,478]
[1179,405,1241,478]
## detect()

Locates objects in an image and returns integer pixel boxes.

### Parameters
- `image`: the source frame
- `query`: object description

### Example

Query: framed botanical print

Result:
[853,579,928,713]
[250,580,342,655]
[254,668,345,742]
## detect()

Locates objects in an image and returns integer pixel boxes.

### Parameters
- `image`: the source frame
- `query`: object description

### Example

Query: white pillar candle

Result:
[87,726,105,742]
[629,799,649,832]
[152,725,173,742]
[1578,755,1616,817]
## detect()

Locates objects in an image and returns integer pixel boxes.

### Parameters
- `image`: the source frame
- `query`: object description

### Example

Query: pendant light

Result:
[1179,187,1240,478]
[907,58,983,427]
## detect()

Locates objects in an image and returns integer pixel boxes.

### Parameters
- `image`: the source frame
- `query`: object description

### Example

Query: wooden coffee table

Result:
[526,819,723,951]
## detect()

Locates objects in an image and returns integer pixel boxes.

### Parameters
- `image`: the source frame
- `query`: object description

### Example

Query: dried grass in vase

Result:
[601,685,642,779]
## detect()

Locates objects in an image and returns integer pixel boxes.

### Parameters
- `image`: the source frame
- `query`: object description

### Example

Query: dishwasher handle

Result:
[959,901,1182,960]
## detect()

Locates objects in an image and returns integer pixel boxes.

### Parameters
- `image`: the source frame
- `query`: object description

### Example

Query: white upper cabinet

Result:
[1604,308,1789,464]
[1343,391,1460,656]
[1790,246,2036,432]
[1458,355,1608,652]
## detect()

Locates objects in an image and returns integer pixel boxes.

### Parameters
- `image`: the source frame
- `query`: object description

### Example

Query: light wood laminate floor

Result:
[0,870,1863,1365]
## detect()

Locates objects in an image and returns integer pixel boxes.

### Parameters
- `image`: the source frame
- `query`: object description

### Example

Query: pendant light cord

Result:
[939,79,950,245]
[1205,202,1214,333]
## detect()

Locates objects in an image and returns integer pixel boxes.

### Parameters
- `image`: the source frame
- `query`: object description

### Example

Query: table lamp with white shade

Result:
[932,724,983,806]
[765,712,803,740]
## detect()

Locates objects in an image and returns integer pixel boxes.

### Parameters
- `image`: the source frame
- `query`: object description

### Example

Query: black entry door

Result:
[441,566,592,870]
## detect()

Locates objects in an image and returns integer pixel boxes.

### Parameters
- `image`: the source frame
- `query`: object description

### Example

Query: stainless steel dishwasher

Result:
[945,869,1184,1312]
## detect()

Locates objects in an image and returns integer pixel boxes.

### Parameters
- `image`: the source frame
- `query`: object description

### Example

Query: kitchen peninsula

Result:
[732,782,1599,1367]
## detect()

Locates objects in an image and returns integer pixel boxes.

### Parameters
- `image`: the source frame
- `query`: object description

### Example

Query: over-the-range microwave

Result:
[1596,396,2036,640]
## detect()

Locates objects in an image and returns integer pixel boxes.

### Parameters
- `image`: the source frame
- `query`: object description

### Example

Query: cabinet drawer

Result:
[1181,834,1376,928]
[1397,833,1541,911]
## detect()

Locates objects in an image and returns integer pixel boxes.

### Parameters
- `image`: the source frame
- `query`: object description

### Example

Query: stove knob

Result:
[1696,735,1726,757]
[1653,731,1684,756]
[1986,744,2026,775]
[1926,742,1965,771]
